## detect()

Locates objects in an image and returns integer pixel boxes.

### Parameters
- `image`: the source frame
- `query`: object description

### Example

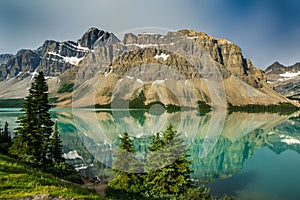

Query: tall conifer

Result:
[49,121,64,163]
[0,121,11,153]
[9,72,54,163]
[3,121,11,145]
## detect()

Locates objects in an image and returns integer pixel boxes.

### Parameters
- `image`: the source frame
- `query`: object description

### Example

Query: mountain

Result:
[0,28,118,81]
[0,28,297,108]
[265,62,300,101]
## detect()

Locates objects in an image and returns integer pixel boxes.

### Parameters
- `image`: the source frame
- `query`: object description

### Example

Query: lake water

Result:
[1,108,300,200]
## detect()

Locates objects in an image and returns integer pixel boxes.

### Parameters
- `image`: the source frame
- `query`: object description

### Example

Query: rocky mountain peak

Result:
[77,27,104,48]
[36,40,59,56]
[265,61,286,74]
[77,27,119,49]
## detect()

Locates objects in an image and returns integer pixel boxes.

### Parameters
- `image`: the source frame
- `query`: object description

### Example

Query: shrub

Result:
[57,82,74,93]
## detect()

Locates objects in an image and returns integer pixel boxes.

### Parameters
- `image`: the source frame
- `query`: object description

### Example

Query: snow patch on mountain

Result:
[30,66,40,81]
[280,71,300,78]
[66,42,90,52]
[48,52,84,65]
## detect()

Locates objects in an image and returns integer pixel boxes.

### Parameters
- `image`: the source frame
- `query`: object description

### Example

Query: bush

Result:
[105,186,146,200]
[44,162,83,184]
[178,186,213,200]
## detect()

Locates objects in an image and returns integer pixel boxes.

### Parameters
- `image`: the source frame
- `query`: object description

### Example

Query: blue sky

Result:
[1,0,300,69]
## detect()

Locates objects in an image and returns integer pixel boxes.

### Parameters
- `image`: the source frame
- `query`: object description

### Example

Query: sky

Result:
[1,0,300,69]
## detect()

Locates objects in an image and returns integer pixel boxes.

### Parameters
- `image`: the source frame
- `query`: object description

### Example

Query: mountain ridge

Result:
[0,28,298,109]
[0,28,117,81]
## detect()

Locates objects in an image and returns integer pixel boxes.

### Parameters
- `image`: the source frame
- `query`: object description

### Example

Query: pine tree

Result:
[0,121,12,154]
[145,124,193,198]
[30,72,54,162]
[49,121,64,163]
[149,132,164,151]
[0,122,3,153]
[9,72,54,163]
[109,132,143,193]
[0,122,3,141]
[9,95,38,160]
[3,122,11,143]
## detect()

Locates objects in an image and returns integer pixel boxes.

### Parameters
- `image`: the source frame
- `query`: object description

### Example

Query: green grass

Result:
[0,154,101,199]
[57,82,75,93]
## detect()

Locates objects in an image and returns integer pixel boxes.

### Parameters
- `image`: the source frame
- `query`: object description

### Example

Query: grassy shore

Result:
[0,154,101,199]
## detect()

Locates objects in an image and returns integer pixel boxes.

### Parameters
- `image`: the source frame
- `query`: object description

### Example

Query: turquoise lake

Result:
[1,108,300,200]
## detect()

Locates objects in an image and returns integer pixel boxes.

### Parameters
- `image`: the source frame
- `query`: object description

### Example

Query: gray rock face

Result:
[78,27,118,49]
[265,62,300,101]
[272,78,300,101]
[0,50,41,81]
[0,54,13,65]
[179,30,266,88]
[0,28,117,81]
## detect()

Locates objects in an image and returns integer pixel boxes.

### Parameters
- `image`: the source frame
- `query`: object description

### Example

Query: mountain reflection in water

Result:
[51,109,298,182]
[1,108,299,199]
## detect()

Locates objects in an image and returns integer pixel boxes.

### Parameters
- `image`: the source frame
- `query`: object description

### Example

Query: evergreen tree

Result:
[109,132,143,193]
[9,72,54,163]
[149,132,164,151]
[30,72,54,162]
[49,121,64,163]
[0,121,12,154]
[3,121,11,144]
[145,124,193,198]
[0,122,3,141]
[0,122,4,153]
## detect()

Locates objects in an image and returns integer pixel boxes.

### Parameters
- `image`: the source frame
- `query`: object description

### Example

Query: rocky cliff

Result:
[0,54,13,65]
[0,28,295,108]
